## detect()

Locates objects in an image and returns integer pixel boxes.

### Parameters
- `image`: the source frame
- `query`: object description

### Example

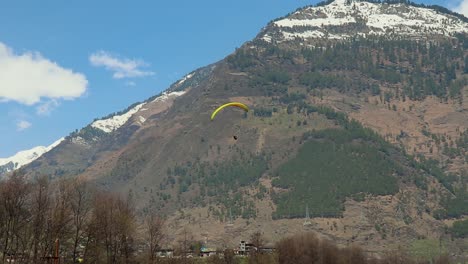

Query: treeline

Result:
[268,101,466,220]
[299,39,466,101]
[274,233,451,264]
[162,153,269,220]
[160,232,452,264]
[409,157,456,193]
[422,128,468,161]
[240,36,468,101]
[271,127,400,219]
[165,154,268,197]
[453,129,468,161]
[68,125,108,142]
[0,173,459,263]
[449,219,468,238]
[438,187,468,219]
[408,156,468,219]
[0,172,165,264]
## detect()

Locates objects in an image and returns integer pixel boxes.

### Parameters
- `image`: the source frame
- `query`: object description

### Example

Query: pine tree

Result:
[464,55,468,74]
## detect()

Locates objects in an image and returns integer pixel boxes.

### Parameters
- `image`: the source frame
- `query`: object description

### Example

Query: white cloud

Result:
[451,0,468,17]
[36,99,60,116]
[89,51,155,79]
[0,42,88,105]
[16,120,31,131]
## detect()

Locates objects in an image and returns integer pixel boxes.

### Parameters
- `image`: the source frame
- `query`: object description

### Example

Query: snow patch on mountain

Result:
[151,91,186,103]
[91,103,146,133]
[0,137,65,172]
[176,73,194,86]
[91,90,186,133]
[71,136,92,147]
[275,16,356,28]
[262,0,468,42]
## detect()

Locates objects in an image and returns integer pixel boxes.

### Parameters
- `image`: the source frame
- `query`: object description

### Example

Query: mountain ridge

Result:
[1,0,467,257]
[3,0,466,177]
[0,137,64,175]
[259,0,468,44]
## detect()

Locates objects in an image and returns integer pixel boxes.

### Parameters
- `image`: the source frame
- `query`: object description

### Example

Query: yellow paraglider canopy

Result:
[210,102,249,121]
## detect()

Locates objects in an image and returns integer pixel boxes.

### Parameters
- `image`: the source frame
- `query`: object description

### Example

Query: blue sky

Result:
[0,0,465,157]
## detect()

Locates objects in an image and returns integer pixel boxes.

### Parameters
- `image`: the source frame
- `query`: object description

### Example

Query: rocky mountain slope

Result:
[6,0,468,258]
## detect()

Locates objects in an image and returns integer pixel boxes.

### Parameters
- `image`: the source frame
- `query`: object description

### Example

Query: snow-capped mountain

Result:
[90,91,187,133]
[261,0,468,43]
[87,70,204,134]
[0,68,198,176]
[0,137,64,175]
[91,103,147,133]
[0,89,189,176]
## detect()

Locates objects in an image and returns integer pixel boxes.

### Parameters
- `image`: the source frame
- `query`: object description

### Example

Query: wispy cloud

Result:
[36,100,60,116]
[125,81,136,87]
[16,120,32,131]
[0,42,88,105]
[89,51,155,79]
[451,0,468,17]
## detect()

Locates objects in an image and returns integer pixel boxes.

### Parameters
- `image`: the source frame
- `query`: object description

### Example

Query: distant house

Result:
[200,247,218,257]
[238,240,257,255]
[237,241,276,255]
[258,243,276,254]
[156,249,174,258]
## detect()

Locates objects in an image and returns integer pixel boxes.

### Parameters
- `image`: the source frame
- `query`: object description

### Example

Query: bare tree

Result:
[69,178,91,263]
[249,231,266,264]
[90,191,136,264]
[117,192,136,263]
[30,175,51,263]
[176,228,194,263]
[250,231,265,249]
[0,172,30,263]
[223,248,236,264]
[94,192,117,264]
[41,179,73,260]
[146,213,165,263]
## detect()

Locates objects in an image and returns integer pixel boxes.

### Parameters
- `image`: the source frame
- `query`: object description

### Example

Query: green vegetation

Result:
[278,92,306,104]
[409,239,448,261]
[108,147,150,182]
[449,219,468,238]
[253,107,273,117]
[271,127,400,219]
[438,188,468,219]
[251,36,467,101]
[226,49,257,70]
[410,157,456,193]
[69,125,108,141]
[225,36,468,221]
[266,102,464,220]
[201,155,268,195]
[454,129,468,162]
[162,153,269,219]
[299,72,372,94]
[259,69,291,85]
[144,28,468,222]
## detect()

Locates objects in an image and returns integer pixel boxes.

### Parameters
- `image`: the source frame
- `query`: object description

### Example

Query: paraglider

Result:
[210,102,249,121]
[211,102,249,140]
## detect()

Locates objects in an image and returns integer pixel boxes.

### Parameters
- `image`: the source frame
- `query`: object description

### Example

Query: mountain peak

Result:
[0,137,64,175]
[260,0,468,43]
